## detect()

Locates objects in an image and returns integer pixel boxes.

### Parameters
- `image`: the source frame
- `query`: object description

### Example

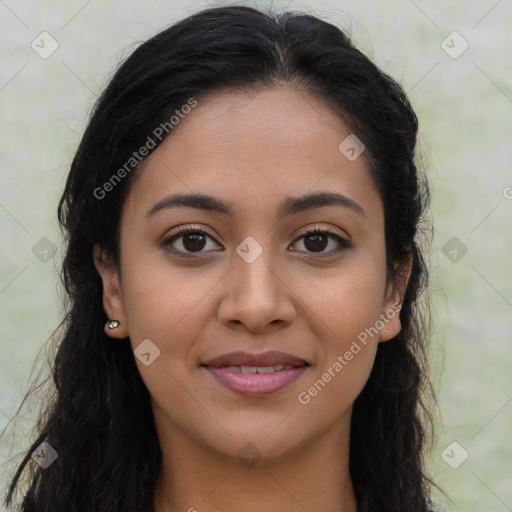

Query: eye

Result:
[290,226,351,257]
[162,225,351,258]
[162,225,221,256]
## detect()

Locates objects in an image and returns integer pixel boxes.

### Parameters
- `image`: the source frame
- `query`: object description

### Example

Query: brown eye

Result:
[163,227,221,255]
[291,227,351,256]
[181,232,207,252]
[162,225,351,258]
[303,232,329,252]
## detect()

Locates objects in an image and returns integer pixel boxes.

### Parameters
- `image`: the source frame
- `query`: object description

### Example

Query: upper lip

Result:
[202,351,309,368]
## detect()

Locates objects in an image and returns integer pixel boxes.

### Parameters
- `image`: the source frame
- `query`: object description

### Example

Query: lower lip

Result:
[204,366,308,396]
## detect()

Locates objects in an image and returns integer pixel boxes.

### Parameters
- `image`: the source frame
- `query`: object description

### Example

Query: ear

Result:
[93,243,129,339]
[378,255,413,343]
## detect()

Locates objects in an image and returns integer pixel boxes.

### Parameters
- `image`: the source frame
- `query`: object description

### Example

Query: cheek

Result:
[296,273,384,416]
[294,257,385,406]
[301,256,387,343]
[121,250,219,345]
[121,261,215,410]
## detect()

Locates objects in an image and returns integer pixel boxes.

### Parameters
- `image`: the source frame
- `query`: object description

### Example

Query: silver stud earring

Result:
[107,320,120,329]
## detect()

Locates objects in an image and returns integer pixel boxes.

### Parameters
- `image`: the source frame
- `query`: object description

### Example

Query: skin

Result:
[94,86,410,512]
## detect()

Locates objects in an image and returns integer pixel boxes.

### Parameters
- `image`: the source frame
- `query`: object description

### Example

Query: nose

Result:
[216,247,296,333]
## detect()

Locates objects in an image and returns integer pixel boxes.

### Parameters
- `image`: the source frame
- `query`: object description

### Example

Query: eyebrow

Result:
[145,191,366,220]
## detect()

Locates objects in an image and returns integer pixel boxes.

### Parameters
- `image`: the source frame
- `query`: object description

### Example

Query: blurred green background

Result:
[1,1,511,510]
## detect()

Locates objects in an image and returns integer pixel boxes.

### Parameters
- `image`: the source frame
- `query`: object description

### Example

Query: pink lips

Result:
[205,366,308,395]
[202,350,309,396]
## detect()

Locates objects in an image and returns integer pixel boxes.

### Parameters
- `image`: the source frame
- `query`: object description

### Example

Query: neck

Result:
[153,421,357,512]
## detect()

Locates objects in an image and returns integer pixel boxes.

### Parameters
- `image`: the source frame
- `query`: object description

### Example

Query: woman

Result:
[4,5,438,511]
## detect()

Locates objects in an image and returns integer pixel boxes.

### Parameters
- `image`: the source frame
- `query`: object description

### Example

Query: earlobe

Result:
[104,318,128,339]
[377,301,403,342]
[93,244,129,339]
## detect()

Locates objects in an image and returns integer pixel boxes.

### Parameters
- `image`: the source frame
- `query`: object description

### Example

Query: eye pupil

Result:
[183,233,206,252]
[304,233,328,252]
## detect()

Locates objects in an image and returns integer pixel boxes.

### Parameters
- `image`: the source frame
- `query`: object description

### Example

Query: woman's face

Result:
[94,86,406,464]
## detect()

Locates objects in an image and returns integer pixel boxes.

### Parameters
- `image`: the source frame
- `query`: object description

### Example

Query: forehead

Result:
[122,86,382,225]
[152,86,353,162]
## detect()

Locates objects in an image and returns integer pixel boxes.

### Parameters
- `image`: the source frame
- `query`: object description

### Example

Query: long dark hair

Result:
[3,5,437,511]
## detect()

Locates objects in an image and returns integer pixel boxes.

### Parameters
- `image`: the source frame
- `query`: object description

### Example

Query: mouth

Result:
[202,350,309,368]
[201,351,310,396]
[211,364,304,373]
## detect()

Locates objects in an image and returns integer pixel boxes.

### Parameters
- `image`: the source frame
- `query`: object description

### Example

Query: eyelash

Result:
[162,224,352,258]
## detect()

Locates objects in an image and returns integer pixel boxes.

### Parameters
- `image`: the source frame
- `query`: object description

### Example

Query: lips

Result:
[202,351,310,396]
[202,350,309,368]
